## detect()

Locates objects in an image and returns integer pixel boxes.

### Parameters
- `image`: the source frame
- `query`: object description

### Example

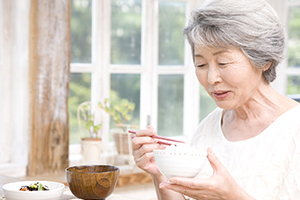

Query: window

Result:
[158,1,185,66]
[69,73,91,144]
[69,0,92,145]
[69,0,202,151]
[110,74,141,128]
[158,74,184,136]
[110,0,142,130]
[71,0,92,63]
[287,1,300,100]
[157,1,186,136]
[111,0,142,65]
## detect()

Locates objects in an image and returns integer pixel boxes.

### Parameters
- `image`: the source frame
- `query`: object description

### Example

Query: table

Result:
[0,175,138,200]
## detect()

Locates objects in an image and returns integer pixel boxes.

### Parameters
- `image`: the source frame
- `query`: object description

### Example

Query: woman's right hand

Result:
[132,125,166,176]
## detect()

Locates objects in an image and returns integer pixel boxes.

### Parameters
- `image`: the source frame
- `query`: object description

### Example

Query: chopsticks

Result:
[128,130,185,146]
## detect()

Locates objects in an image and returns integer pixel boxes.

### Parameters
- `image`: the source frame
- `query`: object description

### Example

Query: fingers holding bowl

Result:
[159,180,209,200]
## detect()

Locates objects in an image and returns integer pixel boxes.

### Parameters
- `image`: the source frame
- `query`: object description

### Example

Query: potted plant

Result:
[98,98,138,155]
[77,101,105,164]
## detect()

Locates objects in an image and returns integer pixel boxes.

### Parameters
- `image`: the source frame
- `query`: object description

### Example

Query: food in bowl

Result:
[19,182,49,191]
[153,144,207,180]
[2,181,65,200]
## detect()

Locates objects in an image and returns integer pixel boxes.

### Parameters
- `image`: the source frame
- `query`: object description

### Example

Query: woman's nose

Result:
[207,65,222,85]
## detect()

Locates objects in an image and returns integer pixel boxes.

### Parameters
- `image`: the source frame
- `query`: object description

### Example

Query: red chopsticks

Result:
[128,130,185,146]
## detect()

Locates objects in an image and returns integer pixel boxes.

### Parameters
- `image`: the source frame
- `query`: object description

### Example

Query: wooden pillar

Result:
[28,0,71,176]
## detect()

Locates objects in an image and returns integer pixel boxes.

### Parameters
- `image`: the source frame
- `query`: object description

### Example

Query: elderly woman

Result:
[132,0,300,199]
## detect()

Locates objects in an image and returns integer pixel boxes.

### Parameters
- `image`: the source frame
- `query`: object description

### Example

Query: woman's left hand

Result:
[159,147,255,200]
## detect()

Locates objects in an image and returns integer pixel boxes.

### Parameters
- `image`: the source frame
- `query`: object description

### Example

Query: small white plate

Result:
[2,181,65,200]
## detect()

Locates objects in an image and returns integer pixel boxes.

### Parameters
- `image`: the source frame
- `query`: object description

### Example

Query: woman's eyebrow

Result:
[194,54,203,58]
[212,50,228,56]
[194,50,228,58]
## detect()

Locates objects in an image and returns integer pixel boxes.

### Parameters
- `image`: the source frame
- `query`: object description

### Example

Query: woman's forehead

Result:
[194,45,232,56]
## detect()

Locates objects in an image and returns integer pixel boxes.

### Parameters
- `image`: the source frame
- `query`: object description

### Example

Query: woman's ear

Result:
[262,62,272,71]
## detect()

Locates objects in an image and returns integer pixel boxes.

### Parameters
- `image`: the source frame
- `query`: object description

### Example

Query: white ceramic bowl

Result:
[153,149,207,180]
[2,181,65,200]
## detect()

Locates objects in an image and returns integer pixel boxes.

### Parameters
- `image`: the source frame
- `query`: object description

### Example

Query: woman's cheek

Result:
[195,68,206,80]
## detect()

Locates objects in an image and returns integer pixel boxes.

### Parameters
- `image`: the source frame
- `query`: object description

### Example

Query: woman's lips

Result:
[212,90,231,100]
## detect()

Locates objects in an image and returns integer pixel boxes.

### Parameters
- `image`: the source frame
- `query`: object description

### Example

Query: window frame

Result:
[69,0,202,157]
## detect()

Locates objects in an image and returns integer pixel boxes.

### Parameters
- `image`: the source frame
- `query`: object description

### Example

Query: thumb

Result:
[147,125,156,135]
[207,147,225,173]
[147,125,154,131]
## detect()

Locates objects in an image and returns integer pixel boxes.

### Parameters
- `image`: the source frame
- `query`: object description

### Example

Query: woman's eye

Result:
[218,63,228,66]
[196,64,206,68]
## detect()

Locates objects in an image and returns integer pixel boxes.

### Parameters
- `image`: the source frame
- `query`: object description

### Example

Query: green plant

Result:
[84,114,102,138]
[98,98,135,131]
[79,103,102,139]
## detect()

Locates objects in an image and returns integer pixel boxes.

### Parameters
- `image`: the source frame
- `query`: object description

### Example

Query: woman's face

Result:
[194,46,265,109]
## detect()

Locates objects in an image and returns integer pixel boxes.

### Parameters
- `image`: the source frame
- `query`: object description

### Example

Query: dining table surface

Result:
[0,175,141,200]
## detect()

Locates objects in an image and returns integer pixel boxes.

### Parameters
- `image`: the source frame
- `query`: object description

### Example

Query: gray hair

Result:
[183,0,285,82]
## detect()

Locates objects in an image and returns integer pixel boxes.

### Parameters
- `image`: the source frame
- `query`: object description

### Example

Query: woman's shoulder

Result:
[288,104,300,135]
[280,104,300,125]
[274,104,300,145]
[289,103,300,113]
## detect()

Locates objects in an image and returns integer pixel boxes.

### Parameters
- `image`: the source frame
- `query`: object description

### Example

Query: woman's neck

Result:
[221,84,298,142]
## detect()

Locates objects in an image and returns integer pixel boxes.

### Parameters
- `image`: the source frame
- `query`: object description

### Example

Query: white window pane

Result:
[158,75,183,136]
[199,86,217,121]
[159,1,186,66]
[110,74,140,129]
[69,73,91,144]
[287,76,300,94]
[111,0,142,65]
[288,6,300,68]
[71,0,92,63]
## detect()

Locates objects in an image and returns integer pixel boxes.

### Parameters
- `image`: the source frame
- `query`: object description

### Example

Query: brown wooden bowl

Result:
[65,165,120,200]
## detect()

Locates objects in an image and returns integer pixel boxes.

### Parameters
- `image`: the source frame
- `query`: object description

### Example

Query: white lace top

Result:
[191,105,300,200]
